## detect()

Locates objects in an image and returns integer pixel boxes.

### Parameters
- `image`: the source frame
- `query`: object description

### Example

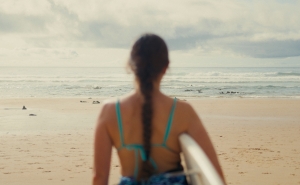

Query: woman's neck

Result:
[132,80,162,99]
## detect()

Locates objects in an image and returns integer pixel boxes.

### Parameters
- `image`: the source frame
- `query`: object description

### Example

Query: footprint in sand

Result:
[28,162,39,165]
[262,172,271,174]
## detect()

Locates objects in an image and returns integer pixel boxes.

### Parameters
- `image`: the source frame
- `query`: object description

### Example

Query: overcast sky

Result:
[0,0,300,67]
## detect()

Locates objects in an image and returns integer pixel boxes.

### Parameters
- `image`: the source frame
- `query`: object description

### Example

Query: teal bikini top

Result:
[115,98,177,179]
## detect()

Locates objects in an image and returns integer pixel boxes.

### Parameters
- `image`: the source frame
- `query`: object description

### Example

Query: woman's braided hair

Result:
[129,34,169,180]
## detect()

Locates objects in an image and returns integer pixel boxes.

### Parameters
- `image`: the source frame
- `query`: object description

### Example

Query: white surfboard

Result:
[179,134,224,185]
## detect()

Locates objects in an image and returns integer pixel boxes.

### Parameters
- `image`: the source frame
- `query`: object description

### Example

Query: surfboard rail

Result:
[179,134,224,185]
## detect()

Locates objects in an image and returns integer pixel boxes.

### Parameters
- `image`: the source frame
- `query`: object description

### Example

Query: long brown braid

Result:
[128,34,169,180]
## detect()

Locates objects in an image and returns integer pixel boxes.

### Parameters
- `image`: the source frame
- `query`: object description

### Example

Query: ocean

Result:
[0,67,300,98]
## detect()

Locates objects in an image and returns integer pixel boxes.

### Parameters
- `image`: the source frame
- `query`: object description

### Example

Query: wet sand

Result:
[0,98,299,185]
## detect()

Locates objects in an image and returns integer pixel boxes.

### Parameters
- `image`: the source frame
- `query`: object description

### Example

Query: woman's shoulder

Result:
[175,98,195,114]
[173,98,200,131]
[97,96,134,123]
[100,98,117,111]
[96,99,118,125]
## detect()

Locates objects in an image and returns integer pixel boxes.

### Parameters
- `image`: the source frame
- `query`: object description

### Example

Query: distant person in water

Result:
[93,34,225,185]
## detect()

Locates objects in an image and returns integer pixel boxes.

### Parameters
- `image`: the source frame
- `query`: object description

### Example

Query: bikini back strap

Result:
[162,98,177,145]
[116,100,125,147]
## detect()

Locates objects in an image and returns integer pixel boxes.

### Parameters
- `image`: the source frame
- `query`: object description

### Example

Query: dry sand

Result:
[0,98,299,185]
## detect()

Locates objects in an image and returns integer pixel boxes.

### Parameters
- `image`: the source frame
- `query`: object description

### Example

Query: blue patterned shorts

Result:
[119,173,188,185]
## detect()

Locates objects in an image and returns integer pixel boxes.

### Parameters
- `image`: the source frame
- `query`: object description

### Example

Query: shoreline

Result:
[1,98,299,185]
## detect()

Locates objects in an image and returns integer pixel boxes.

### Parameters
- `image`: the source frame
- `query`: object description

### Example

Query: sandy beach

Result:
[0,98,299,185]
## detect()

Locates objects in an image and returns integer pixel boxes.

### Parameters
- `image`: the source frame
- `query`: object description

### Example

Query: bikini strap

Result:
[116,100,125,147]
[162,97,177,145]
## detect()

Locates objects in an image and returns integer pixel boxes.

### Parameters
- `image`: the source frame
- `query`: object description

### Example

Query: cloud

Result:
[0,0,300,60]
[0,12,48,33]
[223,39,300,58]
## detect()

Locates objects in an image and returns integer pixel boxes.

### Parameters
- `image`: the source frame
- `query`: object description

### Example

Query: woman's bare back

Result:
[104,92,192,176]
[94,91,224,184]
